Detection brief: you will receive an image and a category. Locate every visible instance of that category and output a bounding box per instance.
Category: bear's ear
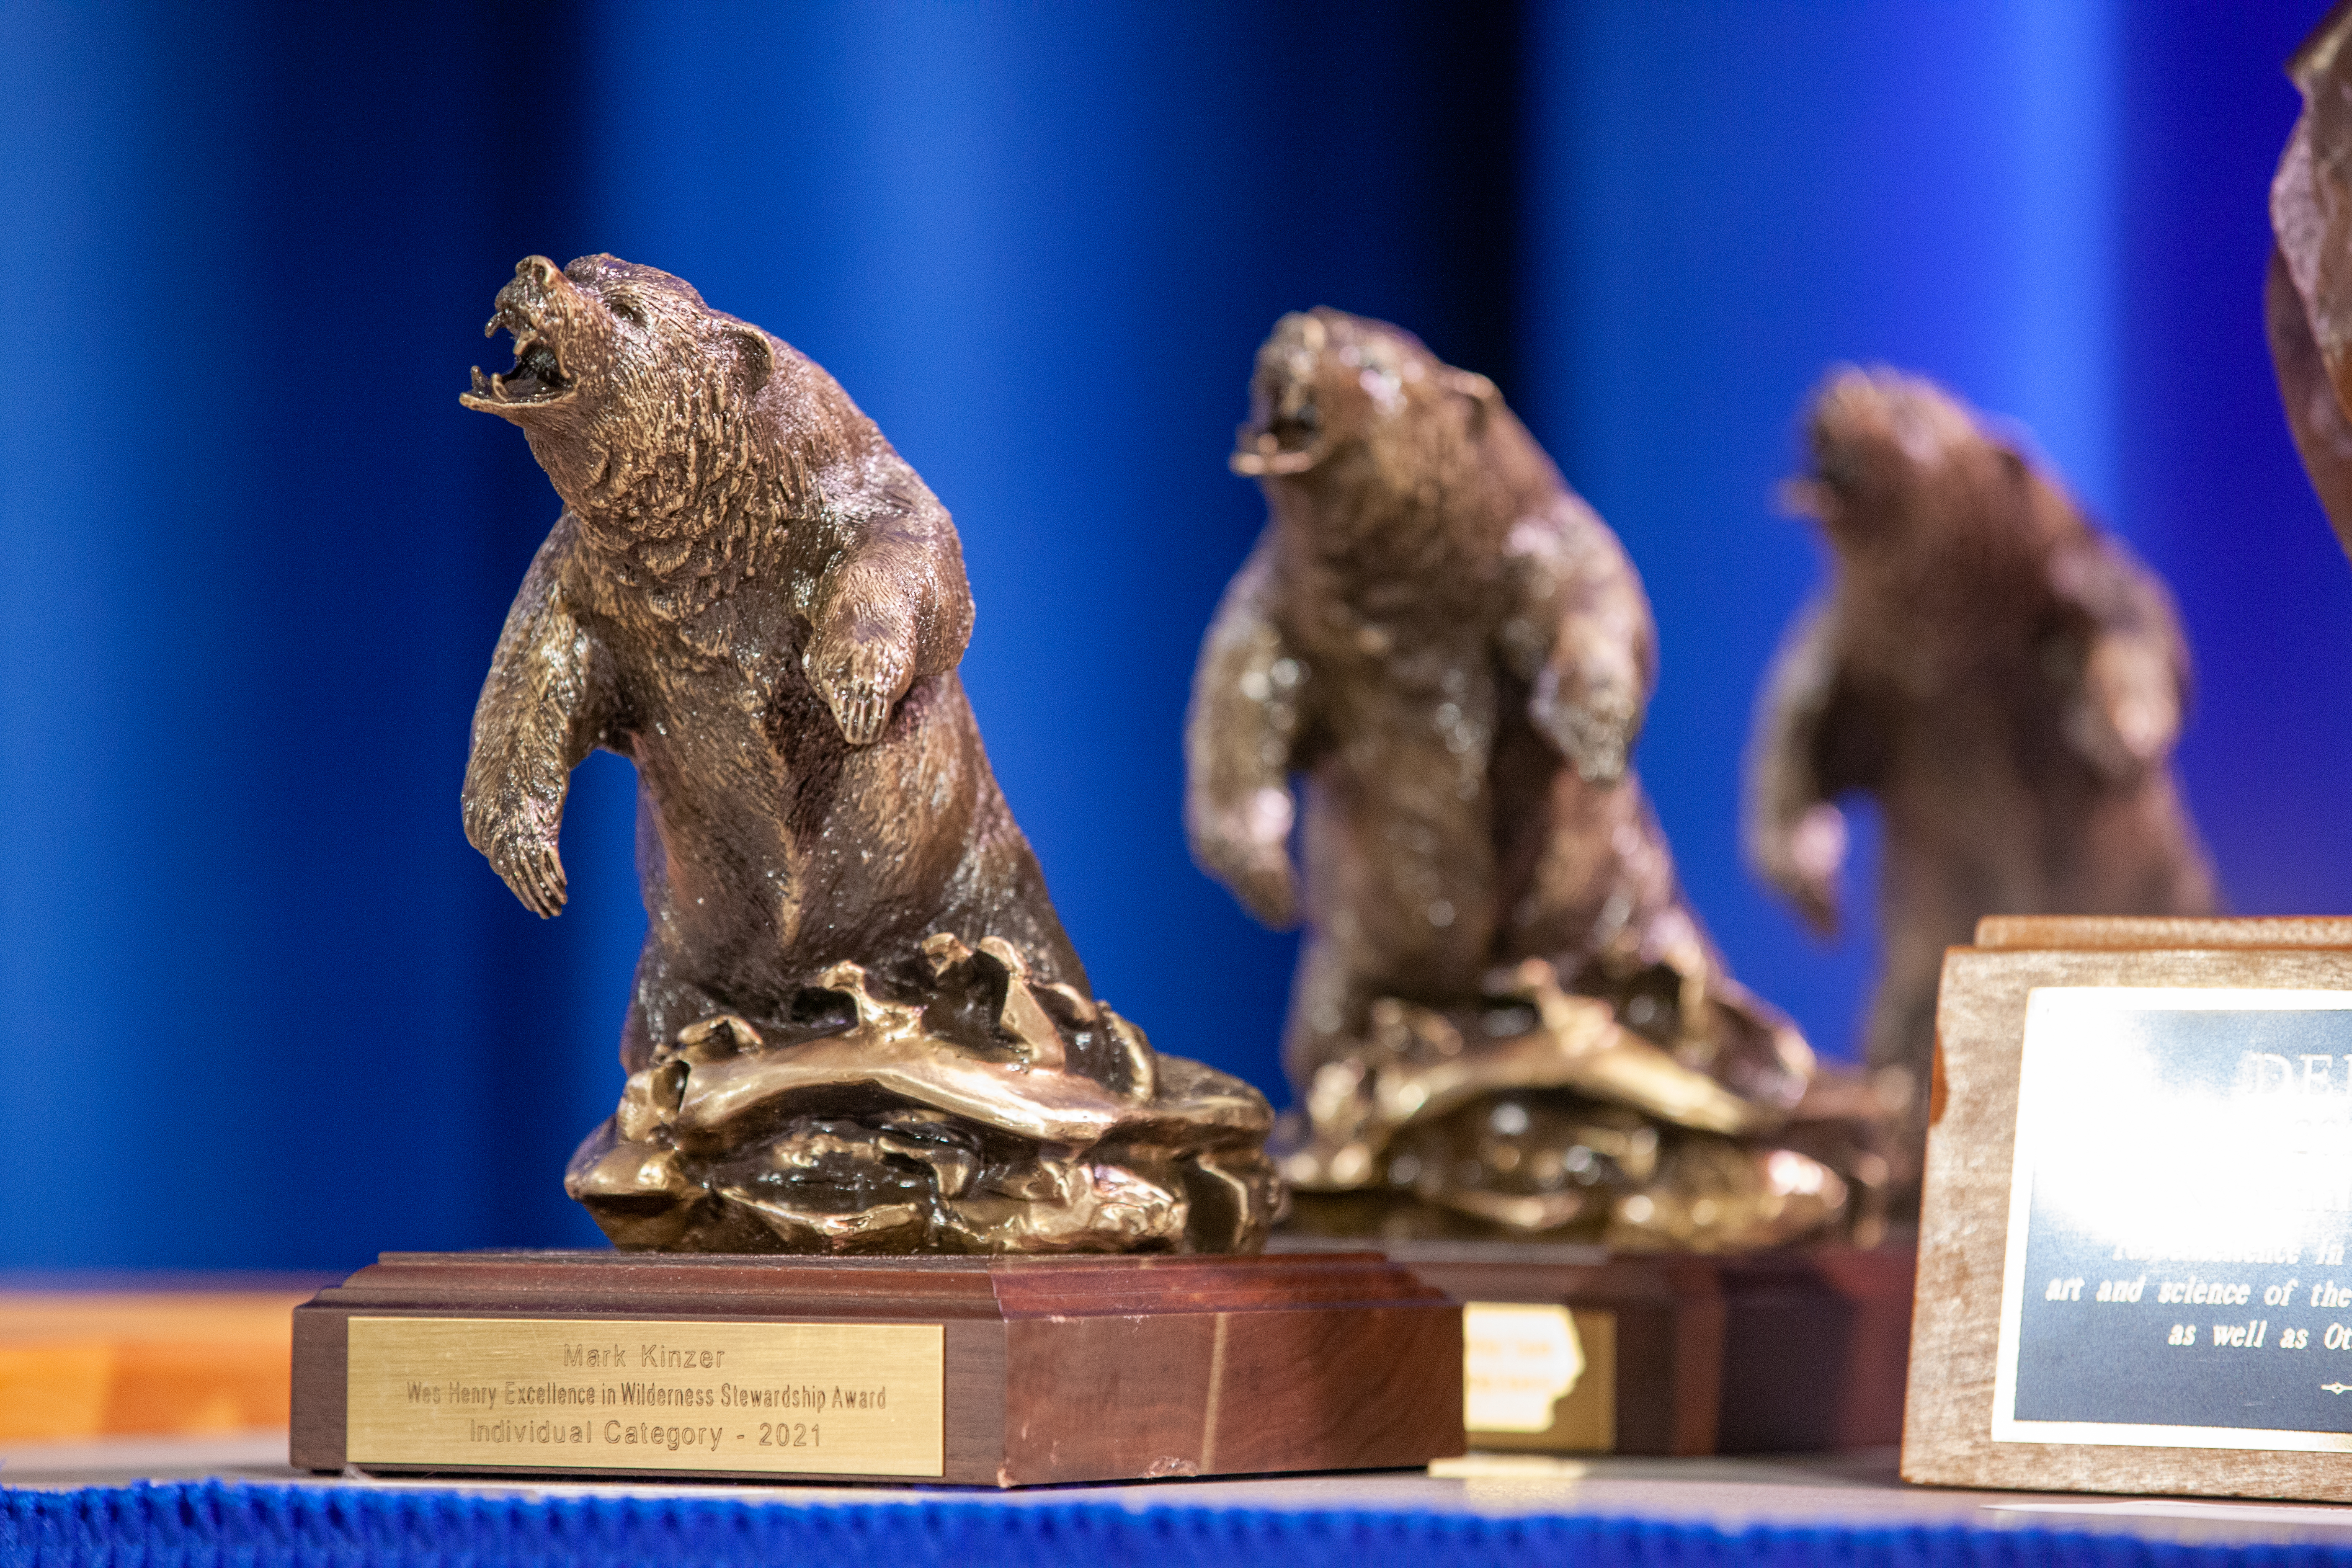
[1440,367,1498,431]
[723,326,774,400]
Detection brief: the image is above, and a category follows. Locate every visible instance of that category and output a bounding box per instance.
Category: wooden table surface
[0,1283,330,1442]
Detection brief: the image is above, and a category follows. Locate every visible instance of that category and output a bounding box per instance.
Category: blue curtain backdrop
[0,0,2340,1268]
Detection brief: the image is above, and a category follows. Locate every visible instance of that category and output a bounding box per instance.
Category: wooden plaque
[290,1249,1462,1487]
[1905,915,2352,1501]
[1274,1237,1914,1455]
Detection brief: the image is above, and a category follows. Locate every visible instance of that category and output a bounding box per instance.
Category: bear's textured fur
[1189,311,1849,1249]
[461,256,1273,1253]
[462,254,1080,1068]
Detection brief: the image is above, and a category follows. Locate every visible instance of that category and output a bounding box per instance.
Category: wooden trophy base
[1904,916,2352,1503]
[290,1249,1462,1487]
[1274,1236,1915,1455]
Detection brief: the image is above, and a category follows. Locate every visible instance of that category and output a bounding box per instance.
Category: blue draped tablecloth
[14,1475,2352,1568]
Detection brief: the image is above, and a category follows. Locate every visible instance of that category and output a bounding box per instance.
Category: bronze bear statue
[462,254,1274,1253]
[1748,367,2218,1186]
[1189,308,1873,1249]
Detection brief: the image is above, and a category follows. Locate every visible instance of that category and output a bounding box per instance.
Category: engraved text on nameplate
[1995,989,2352,1452]
[346,1317,944,1475]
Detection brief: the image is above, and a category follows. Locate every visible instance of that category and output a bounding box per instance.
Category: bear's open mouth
[1230,402,1326,477]
[467,306,575,407]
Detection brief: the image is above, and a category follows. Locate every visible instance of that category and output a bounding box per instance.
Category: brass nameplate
[346,1316,944,1476]
[1461,1301,1615,1452]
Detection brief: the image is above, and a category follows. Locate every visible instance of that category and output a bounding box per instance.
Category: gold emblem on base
[1462,1302,1615,1452]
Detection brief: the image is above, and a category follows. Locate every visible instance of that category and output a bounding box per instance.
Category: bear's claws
[1198,838,1298,929]
[828,683,892,746]
[1762,804,1845,939]
[493,832,568,918]
[1231,858,1299,929]
[803,629,913,747]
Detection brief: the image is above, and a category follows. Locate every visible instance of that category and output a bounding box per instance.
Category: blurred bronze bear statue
[462,254,1274,1254]
[1189,308,1882,1250]
[2269,3,2352,553]
[1749,367,2217,1184]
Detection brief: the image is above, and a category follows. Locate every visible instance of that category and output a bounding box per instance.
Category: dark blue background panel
[1,2,619,1263]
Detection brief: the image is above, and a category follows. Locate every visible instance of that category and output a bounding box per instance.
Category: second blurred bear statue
[462,255,1277,1254]
[1748,368,2216,1191]
[1189,308,1884,1249]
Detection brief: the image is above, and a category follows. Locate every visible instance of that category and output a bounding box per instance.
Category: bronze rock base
[1280,1144,1845,1252]
[1272,959,1890,1251]
[567,937,1279,1255]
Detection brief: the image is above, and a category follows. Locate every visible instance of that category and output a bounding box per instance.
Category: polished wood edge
[942,1317,1007,1485]
[312,1251,1445,1320]
[1665,1284,1726,1455]
[289,1308,347,1471]
[1971,915,2352,952]
[366,1248,1397,1270]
